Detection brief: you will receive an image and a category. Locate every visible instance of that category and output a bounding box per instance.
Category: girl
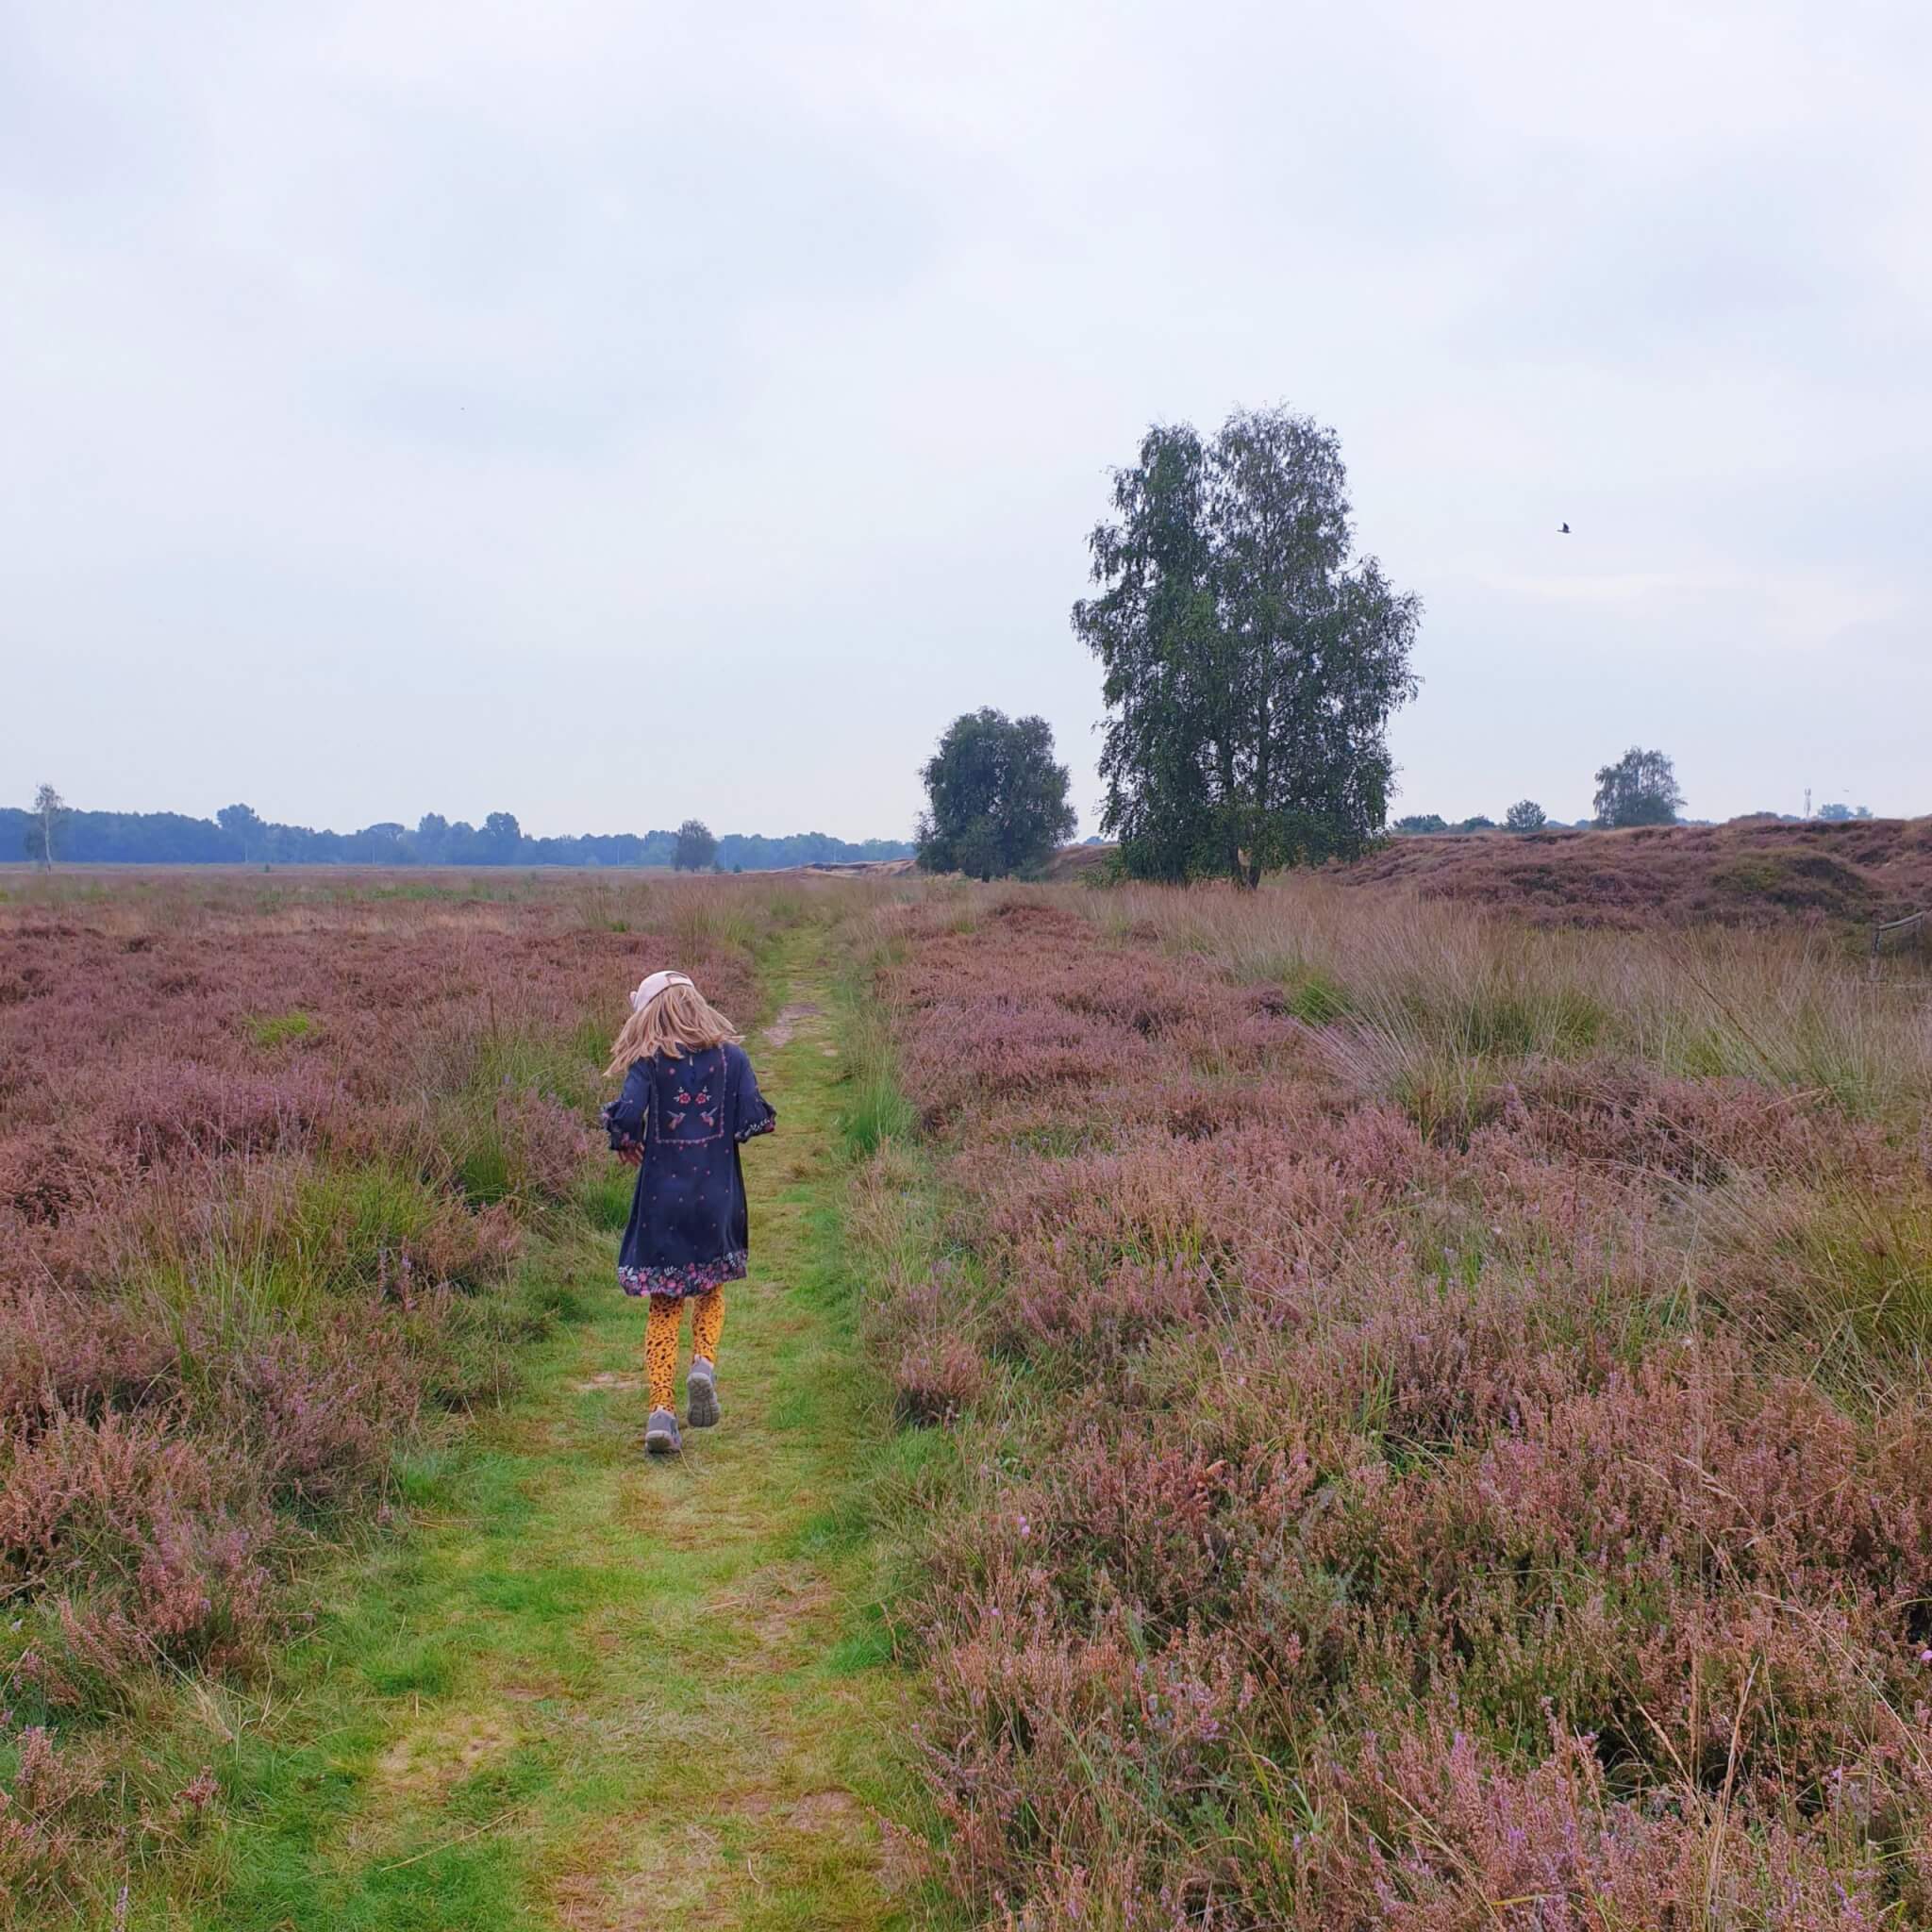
[601,970,776,1456]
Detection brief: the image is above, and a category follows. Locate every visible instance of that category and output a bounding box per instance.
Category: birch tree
[25,784,69,869]
[1074,407,1420,888]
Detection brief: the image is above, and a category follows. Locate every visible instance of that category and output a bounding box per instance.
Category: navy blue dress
[601,1042,776,1298]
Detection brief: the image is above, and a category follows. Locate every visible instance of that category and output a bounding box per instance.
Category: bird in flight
[1558,522,1571,534]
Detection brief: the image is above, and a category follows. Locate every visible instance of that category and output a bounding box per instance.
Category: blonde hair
[605,977,741,1077]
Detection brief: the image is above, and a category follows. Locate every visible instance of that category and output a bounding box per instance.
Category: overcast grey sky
[4,0,1927,840]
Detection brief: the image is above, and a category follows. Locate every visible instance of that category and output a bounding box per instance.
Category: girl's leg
[686,1287,724,1427]
[645,1294,682,1413]
[690,1286,724,1367]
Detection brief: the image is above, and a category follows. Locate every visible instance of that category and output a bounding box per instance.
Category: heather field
[0,869,779,1918]
[8,866,1932,1929]
[851,878,1932,1926]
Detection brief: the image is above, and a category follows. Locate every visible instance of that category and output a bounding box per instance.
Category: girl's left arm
[733,1049,777,1143]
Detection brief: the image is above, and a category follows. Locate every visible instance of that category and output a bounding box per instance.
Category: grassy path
[180,930,910,1930]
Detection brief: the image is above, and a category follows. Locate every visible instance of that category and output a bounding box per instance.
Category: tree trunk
[1215,732,1244,889]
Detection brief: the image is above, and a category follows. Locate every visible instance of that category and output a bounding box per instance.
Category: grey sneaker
[687,1358,721,1429]
[644,1407,682,1456]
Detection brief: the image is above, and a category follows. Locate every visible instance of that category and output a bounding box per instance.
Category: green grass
[575,1166,635,1231]
[1282,965,1350,1024]
[450,1127,515,1208]
[837,1003,918,1158]
[118,929,930,1931]
[465,1028,593,1105]
[841,1070,917,1159]
[1746,1181,1932,1365]
[244,1009,317,1048]
[285,1166,451,1291]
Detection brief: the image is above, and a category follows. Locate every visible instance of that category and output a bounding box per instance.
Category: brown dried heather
[1336,814,1932,929]
[0,867,766,1908]
[860,883,1932,1927]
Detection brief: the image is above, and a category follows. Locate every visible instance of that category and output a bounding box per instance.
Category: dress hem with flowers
[617,1252,747,1299]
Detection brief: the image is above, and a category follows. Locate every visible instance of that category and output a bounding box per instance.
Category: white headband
[629,970,694,1013]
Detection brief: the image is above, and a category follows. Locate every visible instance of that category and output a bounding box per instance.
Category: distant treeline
[2,803,912,871]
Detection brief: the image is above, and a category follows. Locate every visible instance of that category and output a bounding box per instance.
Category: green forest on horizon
[2,801,913,871]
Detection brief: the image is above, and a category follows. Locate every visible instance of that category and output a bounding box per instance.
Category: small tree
[674,819,718,872]
[1505,799,1547,833]
[24,784,69,870]
[1456,815,1497,832]
[482,810,522,863]
[1592,747,1683,828]
[916,708,1077,880]
[1393,813,1447,834]
[1816,802,1872,822]
[217,802,265,861]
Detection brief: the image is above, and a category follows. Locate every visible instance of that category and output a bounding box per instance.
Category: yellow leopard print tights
[645,1289,724,1412]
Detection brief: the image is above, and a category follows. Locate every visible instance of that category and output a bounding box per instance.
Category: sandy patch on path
[375,1709,514,1797]
[763,1003,824,1049]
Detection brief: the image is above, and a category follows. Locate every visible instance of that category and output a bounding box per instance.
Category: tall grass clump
[841,1053,918,1162]
[1082,875,1932,1132]
[663,884,762,959]
[852,879,1932,1925]
[839,991,917,1158]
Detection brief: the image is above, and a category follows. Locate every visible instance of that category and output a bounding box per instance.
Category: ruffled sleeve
[602,1059,650,1154]
[731,1047,777,1144]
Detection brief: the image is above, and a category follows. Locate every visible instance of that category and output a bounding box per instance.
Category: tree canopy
[1504,799,1547,832]
[484,811,523,861]
[1073,406,1420,888]
[916,708,1077,880]
[673,820,720,872]
[1592,748,1684,828]
[216,803,265,861]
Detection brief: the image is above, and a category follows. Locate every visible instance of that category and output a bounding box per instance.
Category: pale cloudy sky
[4,0,1927,840]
